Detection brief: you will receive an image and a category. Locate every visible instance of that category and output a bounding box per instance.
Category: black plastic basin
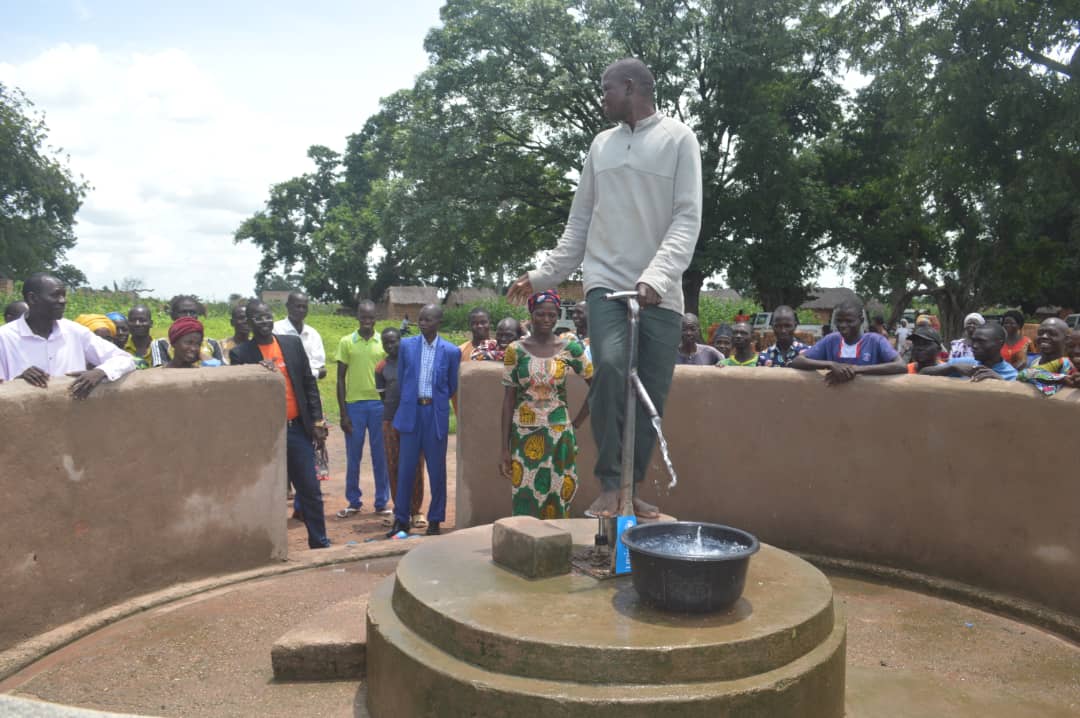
[620,521,760,613]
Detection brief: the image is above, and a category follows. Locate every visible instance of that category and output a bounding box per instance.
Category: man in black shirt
[375,327,426,529]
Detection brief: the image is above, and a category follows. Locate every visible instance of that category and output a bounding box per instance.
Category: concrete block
[271,596,367,680]
[491,516,572,579]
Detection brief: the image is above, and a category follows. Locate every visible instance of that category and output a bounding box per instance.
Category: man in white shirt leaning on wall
[0,272,136,398]
[508,58,703,519]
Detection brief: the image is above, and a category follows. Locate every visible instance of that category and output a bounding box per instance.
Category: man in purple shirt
[676,313,723,365]
[792,300,905,385]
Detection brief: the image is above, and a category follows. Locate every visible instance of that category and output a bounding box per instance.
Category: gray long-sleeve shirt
[528,111,703,314]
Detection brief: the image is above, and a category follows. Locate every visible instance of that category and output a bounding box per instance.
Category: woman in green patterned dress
[499,290,593,519]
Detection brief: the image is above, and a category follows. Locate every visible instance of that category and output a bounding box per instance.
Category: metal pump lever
[603,291,679,501]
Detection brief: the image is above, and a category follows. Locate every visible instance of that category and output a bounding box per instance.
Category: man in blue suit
[386,303,460,537]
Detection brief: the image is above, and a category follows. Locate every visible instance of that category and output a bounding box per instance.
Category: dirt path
[286,431,457,555]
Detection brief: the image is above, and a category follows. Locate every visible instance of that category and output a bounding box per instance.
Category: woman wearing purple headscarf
[499,291,593,519]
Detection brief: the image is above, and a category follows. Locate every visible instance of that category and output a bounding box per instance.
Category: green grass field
[194,312,466,428]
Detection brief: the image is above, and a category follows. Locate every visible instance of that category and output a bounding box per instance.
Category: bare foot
[586,489,619,517]
[633,496,660,519]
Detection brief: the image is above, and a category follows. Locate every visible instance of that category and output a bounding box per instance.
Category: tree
[235,145,377,305]
[0,83,89,286]
[417,0,845,311]
[356,85,570,297]
[832,0,1080,337]
[238,0,845,311]
[115,276,153,294]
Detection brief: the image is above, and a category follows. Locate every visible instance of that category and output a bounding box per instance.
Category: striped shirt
[419,335,437,398]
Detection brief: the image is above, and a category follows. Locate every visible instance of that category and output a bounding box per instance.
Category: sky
[2,0,848,301]
[1,0,446,300]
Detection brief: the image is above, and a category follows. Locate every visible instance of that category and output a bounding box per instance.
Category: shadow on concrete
[609,580,753,627]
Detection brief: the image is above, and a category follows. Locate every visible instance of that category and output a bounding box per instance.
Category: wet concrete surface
[2,560,1078,717]
[389,521,839,685]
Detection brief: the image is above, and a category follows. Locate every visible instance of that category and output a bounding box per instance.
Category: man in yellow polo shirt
[336,300,390,517]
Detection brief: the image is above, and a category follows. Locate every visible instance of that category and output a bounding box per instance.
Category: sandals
[336,506,361,519]
[411,514,428,529]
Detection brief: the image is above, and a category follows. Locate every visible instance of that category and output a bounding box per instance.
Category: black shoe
[385,519,410,539]
[425,522,441,536]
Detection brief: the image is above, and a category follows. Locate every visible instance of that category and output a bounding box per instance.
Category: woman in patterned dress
[499,290,593,519]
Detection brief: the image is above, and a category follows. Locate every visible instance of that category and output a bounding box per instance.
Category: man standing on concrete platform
[386,304,460,537]
[0,273,136,397]
[507,58,702,519]
[231,300,331,549]
[274,291,326,380]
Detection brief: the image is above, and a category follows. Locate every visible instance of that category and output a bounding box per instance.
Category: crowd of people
[0,275,469,548]
[3,57,1076,543]
[3,270,1076,541]
[675,301,1079,396]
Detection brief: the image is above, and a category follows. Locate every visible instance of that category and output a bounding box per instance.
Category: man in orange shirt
[230,300,331,549]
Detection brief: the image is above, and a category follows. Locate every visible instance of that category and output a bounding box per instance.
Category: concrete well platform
[2,550,1079,717]
[366,519,846,717]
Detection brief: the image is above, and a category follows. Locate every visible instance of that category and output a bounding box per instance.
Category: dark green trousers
[586,288,681,491]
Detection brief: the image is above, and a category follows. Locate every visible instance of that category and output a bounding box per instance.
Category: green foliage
[238,0,846,311]
[417,0,846,310]
[0,83,89,285]
[441,297,528,332]
[235,0,1077,334]
[829,0,1080,337]
[697,296,762,331]
[697,296,817,333]
[234,146,377,305]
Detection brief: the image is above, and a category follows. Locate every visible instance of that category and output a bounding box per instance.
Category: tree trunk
[682,269,705,316]
[885,282,913,327]
[934,285,979,342]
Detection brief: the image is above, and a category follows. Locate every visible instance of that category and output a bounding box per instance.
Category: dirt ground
[3,560,1077,718]
[286,431,458,555]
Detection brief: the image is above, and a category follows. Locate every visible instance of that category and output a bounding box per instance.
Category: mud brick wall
[456,362,1080,622]
[0,366,288,650]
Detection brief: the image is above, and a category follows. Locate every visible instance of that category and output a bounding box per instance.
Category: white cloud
[0,43,315,299]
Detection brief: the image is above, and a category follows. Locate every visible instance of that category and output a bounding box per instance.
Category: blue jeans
[344,400,390,510]
[287,422,330,548]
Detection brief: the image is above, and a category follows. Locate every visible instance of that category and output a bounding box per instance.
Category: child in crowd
[792,300,905,384]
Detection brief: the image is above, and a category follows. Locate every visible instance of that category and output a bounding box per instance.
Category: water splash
[635,533,747,558]
[650,416,679,493]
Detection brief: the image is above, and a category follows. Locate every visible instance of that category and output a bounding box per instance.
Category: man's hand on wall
[18,366,48,388]
[823,363,856,386]
[970,366,1002,382]
[259,360,277,373]
[67,369,106,400]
